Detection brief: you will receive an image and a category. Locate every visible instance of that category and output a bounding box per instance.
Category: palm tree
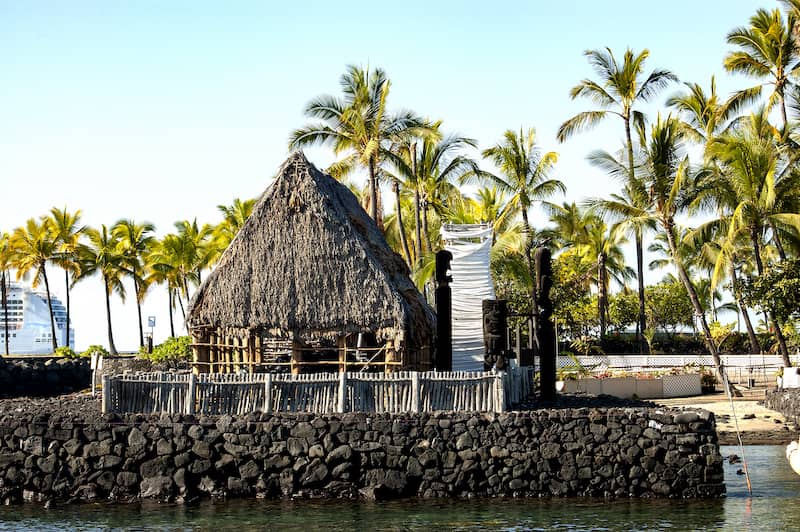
[112,219,156,348]
[8,218,59,351]
[702,109,800,364]
[387,125,479,262]
[480,127,564,303]
[558,47,677,351]
[584,147,657,347]
[148,220,213,332]
[541,201,593,250]
[544,203,633,336]
[724,7,799,131]
[666,76,757,147]
[77,225,126,355]
[146,239,182,338]
[214,197,255,253]
[639,115,727,383]
[47,207,85,349]
[0,232,10,356]
[289,64,435,224]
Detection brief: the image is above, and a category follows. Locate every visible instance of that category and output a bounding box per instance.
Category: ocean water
[0,445,795,531]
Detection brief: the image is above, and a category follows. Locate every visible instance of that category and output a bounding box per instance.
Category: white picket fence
[102,367,535,416]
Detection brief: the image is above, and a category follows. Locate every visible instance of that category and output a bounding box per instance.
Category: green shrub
[147,336,192,363]
[54,346,78,359]
[81,345,110,358]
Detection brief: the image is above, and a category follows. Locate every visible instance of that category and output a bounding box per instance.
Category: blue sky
[0,0,767,350]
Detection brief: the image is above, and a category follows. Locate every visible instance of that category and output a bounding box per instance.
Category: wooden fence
[101,367,535,416]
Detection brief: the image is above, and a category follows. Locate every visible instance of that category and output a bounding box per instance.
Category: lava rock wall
[0,359,89,397]
[764,389,800,423]
[0,408,725,504]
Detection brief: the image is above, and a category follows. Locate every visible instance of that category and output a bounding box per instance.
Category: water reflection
[0,446,796,531]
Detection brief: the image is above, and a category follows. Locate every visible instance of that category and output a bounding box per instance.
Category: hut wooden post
[291,337,303,375]
[338,336,347,373]
[231,336,238,373]
[209,329,217,374]
[384,339,396,374]
[224,333,231,373]
[253,333,261,372]
[192,330,206,375]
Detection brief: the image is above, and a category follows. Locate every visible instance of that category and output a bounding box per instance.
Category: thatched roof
[187,152,435,350]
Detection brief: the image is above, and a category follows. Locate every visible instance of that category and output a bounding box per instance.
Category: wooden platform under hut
[186,152,436,374]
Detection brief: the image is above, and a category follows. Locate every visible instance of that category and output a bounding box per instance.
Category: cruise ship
[0,282,75,354]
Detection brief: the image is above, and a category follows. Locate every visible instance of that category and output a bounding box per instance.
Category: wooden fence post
[411,371,420,413]
[265,373,273,414]
[338,371,347,413]
[101,375,111,414]
[187,373,197,416]
[494,371,506,413]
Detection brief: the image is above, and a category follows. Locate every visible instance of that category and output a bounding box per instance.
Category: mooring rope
[720,363,752,495]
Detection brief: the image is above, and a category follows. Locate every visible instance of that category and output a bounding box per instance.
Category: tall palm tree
[148,221,212,332]
[387,126,479,263]
[112,219,156,348]
[584,147,657,346]
[289,64,435,224]
[0,232,10,355]
[9,218,59,351]
[146,239,182,338]
[702,109,800,364]
[558,47,677,351]
[77,225,127,355]
[48,207,85,349]
[640,115,727,383]
[724,7,799,131]
[480,127,564,303]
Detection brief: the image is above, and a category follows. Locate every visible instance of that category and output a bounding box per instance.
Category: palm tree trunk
[392,181,413,266]
[664,223,729,390]
[730,264,761,354]
[624,116,648,354]
[422,200,433,253]
[64,269,71,349]
[768,219,788,261]
[598,252,608,337]
[521,209,538,305]
[168,288,176,338]
[413,188,423,262]
[41,262,58,352]
[1,271,8,356]
[135,280,145,348]
[368,156,379,223]
[635,231,647,353]
[103,275,118,356]
[750,227,790,364]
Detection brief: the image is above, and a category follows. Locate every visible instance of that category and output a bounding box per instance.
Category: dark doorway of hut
[256,332,400,375]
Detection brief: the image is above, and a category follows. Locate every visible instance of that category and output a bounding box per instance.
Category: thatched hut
[187,152,436,374]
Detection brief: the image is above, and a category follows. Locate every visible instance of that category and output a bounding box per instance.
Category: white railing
[558,353,798,371]
[102,367,535,416]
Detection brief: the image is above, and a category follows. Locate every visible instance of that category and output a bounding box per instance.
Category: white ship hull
[1,282,75,354]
